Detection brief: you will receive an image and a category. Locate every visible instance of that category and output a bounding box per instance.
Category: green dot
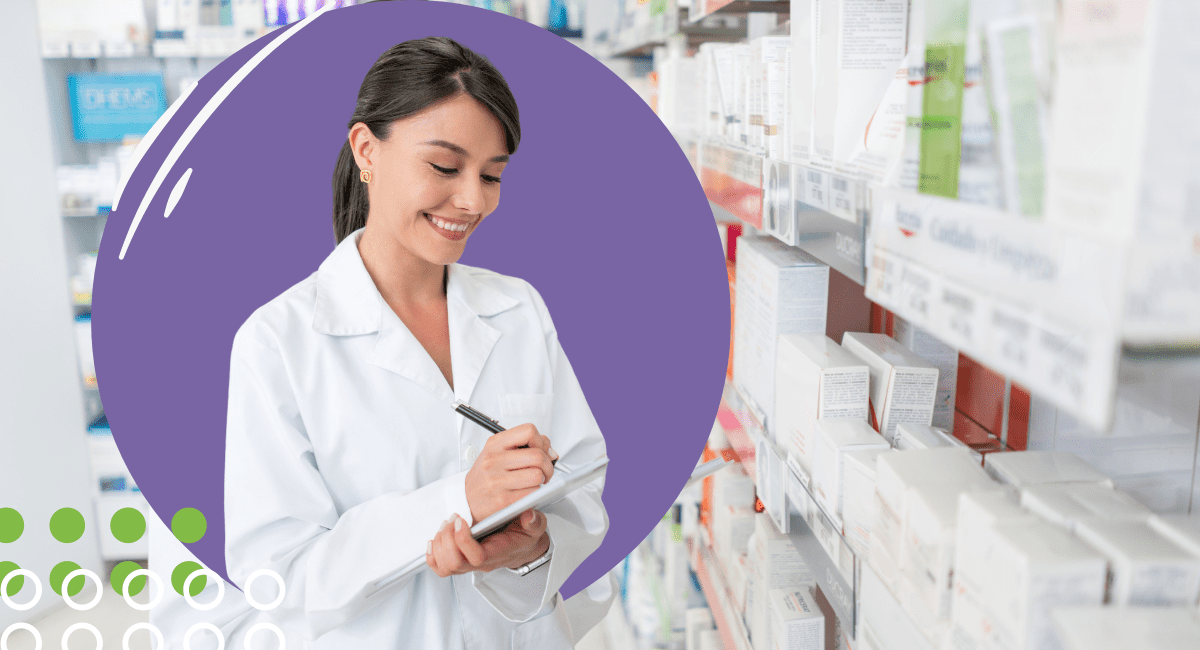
[0,561,23,597]
[171,561,206,597]
[0,509,22,543]
[50,508,85,543]
[110,508,146,543]
[50,561,84,597]
[171,508,207,544]
[111,561,146,597]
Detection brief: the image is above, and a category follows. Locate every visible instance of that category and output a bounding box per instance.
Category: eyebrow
[420,139,509,163]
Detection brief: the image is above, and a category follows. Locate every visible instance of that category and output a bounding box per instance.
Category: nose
[453,176,486,215]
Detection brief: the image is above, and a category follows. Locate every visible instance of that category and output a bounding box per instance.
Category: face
[351,92,509,266]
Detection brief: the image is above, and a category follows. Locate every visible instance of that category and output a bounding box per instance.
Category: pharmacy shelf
[699,140,868,284]
[720,385,860,637]
[693,528,753,650]
[689,0,790,23]
[612,11,745,58]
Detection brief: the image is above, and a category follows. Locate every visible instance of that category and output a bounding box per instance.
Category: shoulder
[231,273,321,354]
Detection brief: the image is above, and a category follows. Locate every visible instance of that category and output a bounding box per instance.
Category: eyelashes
[430,163,502,185]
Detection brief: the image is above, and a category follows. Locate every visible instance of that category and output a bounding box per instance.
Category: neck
[357,224,446,307]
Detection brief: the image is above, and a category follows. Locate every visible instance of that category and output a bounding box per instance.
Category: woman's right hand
[465,423,558,523]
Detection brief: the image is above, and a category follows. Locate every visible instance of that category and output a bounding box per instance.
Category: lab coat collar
[312,228,519,404]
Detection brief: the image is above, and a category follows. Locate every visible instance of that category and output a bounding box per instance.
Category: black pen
[453,400,557,465]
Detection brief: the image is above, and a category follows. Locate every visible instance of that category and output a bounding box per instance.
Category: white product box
[972,521,1109,650]
[1150,515,1200,563]
[892,422,951,451]
[774,334,869,478]
[1074,518,1200,607]
[870,448,987,594]
[810,419,889,524]
[712,462,757,513]
[686,607,715,650]
[892,316,958,432]
[985,451,1114,489]
[789,0,815,162]
[751,38,788,155]
[702,43,736,142]
[732,44,752,148]
[714,505,756,571]
[899,464,995,622]
[770,588,824,650]
[1051,606,1200,650]
[1020,483,1151,531]
[659,55,701,135]
[765,41,792,161]
[763,159,796,246]
[810,0,908,167]
[841,332,939,444]
[752,514,816,650]
[842,447,890,558]
[734,237,829,424]
[859,564,939,650]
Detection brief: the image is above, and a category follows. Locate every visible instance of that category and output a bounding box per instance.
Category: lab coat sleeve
[224,329,474,639]
[470,284,610,623]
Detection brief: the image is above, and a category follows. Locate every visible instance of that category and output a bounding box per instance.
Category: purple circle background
[94,2,727,598]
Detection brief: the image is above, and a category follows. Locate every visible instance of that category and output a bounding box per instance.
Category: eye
[482,175,502,185]
[430,163,458,175]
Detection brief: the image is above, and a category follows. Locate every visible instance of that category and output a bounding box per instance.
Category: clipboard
[368,456,609,595]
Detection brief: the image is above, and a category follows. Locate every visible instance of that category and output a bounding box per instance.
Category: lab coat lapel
[369,306,456,405]
[446,265,503,411]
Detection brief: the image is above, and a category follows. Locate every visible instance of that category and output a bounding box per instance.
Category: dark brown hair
[332,37,521,243]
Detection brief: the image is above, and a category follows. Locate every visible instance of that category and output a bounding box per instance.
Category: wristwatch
[508,548,552,577]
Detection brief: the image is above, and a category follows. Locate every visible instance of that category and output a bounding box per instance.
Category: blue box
[67,73,167,142]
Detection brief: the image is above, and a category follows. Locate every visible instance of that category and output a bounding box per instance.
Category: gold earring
[360,169,372,183]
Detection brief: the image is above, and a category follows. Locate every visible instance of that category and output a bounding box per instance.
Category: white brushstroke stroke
[164,168,193,218]
[119,4,335,260]
[111,80,199,212]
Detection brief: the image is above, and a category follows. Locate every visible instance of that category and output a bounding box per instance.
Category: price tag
[896,262,938,327]
[829,175,857,222]
[801,167,830,212]
[865,248,904,309]
[988,301,1035,376]
[935,279,988,351]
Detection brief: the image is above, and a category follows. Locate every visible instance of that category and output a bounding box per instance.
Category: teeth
[428,215,470,233]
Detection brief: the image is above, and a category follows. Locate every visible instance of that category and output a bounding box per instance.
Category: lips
[424,213,473,241]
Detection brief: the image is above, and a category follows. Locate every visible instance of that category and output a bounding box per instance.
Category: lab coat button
[464,445,478,464]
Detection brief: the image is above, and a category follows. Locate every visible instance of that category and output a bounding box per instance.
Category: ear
[348,122,377,171]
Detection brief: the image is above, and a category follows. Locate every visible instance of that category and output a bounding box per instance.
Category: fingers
[489,425,557,459]
[498,448,555,484]
[429,515,473,577]
[454,515,486,567]
[520,509,547,535]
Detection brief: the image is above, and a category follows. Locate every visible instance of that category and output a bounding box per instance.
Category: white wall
[0,0,104,626]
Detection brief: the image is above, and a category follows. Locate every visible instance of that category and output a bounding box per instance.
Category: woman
[224,37,612,649]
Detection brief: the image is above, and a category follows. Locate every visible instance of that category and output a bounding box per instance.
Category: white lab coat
[223,228,613,649]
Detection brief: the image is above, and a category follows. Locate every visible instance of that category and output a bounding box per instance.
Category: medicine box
[842,447,891,558]
[841,332,939,444]
[734,236,829,424]
[1074,518,1200,607]
[1020,482,1151,531]
[769,588,824,650]
[775,333,869,478]
[1051,606,1200,650]
[985,451,1114,489]
[893,316,959,431]
[752,514,815,650]
[971,521,1108,650]
[892,422,955,451]
[810,418,889,525]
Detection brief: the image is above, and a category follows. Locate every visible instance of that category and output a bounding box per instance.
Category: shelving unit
[693,527,753,650]
[688,0,790,22]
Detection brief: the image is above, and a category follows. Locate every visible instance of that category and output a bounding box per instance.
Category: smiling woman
[222,37,612,649]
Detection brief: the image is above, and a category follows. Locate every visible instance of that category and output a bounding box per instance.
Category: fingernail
[454,517,463,532]
[549,448,559,461]
[440,519,449,532]
[427,541,432,555]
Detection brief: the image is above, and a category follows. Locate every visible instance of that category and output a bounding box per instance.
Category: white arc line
[119,3,335,260]
[165,168,193,218]
[112,80,199,213]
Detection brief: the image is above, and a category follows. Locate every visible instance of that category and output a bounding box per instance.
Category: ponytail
[332,141,369,244]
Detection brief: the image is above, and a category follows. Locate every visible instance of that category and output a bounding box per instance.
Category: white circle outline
[244,623,286,650]
[62,623,102,650]
[122,623,164,650]
[183,568,225,611]
[61,569,103,611]
[184,623,225,650]
[122,569,164,611]
[1,623,41,650]
[243,569,286,611]
[0,569,40,611]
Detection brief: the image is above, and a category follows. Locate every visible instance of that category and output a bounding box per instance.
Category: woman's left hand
[426,509,550,577]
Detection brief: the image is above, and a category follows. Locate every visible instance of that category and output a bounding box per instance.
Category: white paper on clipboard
[368,456,609,596]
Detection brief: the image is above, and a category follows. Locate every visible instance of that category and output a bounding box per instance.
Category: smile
[424,213,472,240]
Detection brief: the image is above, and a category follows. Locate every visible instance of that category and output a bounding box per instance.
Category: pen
[453,400,557,465]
